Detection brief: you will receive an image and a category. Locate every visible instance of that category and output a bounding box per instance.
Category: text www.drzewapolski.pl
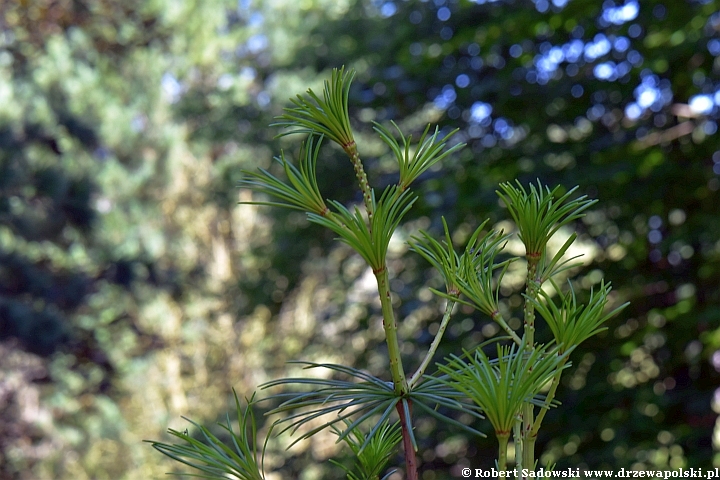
[460,467,717,479]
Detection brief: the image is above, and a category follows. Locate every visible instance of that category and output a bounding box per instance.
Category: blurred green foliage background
[0,0,719,478]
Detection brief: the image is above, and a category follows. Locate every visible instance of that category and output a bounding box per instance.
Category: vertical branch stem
[523,255,540,346]
[497,432,510,472]
[374,267,408,394]
[513,416,523,476]
[376,267,417,479]
[522,255,540,471]
[522,435,536,474]
[345,142,374,226]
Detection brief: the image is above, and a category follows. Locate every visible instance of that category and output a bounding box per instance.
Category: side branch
[409,297,457,388]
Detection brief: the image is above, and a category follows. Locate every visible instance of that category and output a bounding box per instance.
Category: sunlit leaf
[496,181,596,258]
[239,135,330,216]
[273,67,356,152]
[527,280,629,352]
[438,341,570,437]
[308,186,416,271]
[374,121,465,191]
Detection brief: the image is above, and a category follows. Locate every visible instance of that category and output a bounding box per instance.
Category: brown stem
[396,401,418,480]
